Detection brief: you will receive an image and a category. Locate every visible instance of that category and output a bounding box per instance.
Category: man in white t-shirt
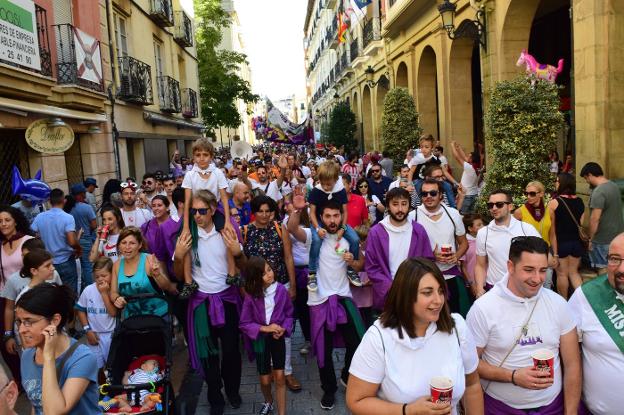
[120,180,153,228]
[474,189,541,297]
[250,165,283,203]
[450,140,479,214]
[568,232,624,415]
[287,198,365,411]
[410,179,469,315]
[466,236,581,414]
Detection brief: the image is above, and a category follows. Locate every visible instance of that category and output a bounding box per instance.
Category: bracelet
[402,403,407,415]
[83,325,91,332]
[4,330,13,336]
[511,369,518,386]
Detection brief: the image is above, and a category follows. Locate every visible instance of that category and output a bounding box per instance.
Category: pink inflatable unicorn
[516,49,564,83]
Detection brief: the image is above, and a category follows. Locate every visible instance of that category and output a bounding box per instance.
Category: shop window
[0,133,31,204]
[64,139,84,187]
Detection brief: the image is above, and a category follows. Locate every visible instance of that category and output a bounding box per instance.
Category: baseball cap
[84,177,98,188]
[70,183,87,195]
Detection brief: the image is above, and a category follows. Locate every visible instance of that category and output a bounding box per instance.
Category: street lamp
[364,65,390,88]
[437,0,486,50]
[333,92,340,99]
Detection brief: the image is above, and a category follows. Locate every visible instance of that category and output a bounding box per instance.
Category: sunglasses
[142,180,154,185]
[190,208,210,216]
[420,190,439,197]
[358,184,368,188]
[486,201,510,209]
[120,181,138,189]
[523,191,539,197]
[371,169,381,173]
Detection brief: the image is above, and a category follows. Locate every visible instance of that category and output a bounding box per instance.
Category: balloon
[516,49,564,83]
[11,166,51,203]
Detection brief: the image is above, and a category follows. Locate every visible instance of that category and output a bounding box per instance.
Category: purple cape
[365,221,434,309]
[142,217,181,277]
[309,295,347,368]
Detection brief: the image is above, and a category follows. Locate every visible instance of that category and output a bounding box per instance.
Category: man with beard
[138,172,165,208]
[568,232,624,414]
[409,179,470,315]
[365,187,434,310]
[366,162,392,224]
[249,164,285,202]
[120,179,153,228]
[287,198,365,410]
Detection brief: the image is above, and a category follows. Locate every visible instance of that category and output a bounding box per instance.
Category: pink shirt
[461,234,477,284]
[1,235,34,285]
[351,251,373,308]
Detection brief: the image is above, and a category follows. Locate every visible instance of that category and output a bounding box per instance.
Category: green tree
[194,0,259,130]
[327,102,357,152]
[480,76,564,211]
[381,87,422,168]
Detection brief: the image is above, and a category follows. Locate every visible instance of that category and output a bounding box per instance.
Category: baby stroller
[99,293,175,414]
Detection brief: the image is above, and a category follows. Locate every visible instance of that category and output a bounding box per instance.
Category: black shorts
[255,335,286,375]
[558,240,584,258]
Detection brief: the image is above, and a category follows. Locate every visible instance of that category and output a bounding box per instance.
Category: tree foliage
[480,76,564,210]
[327,102,357,152]
[381,87,422,168]
[194,0,259,130]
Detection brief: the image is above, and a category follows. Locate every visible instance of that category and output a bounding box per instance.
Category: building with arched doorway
[304,0,624,183]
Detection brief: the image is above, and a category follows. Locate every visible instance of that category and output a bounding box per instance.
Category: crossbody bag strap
[558,197,582,229]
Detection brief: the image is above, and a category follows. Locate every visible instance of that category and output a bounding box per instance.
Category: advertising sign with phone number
[0,0,41,71]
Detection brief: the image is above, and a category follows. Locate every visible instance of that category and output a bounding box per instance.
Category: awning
[143,111,205,131]
[0,97,107,122]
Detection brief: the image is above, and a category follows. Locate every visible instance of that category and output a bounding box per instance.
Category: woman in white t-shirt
[89,206,125,264]
[346,258,483,415]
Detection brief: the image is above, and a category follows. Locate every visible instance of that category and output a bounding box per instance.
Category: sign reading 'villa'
[25,119,75,154]
[0,0,41,71]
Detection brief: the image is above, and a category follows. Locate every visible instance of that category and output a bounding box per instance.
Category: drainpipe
[105,0,121,180]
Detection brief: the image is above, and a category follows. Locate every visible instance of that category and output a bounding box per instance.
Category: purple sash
[484,392,564,415]
[309,295,347,367]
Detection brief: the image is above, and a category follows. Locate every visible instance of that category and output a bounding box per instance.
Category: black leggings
[255,335,286,375]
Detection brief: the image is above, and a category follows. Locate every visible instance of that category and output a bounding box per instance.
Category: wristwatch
[2,330,13,343]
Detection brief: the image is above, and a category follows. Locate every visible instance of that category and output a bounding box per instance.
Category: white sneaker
[299,341,311,355]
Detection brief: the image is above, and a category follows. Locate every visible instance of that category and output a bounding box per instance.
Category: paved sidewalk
[179,322,350,415]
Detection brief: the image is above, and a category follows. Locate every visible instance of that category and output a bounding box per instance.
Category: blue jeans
[589,242,609,269]
[461,194,477,214]
[79,235,95,291]
[309,225,359,274]
[54,257,79,294]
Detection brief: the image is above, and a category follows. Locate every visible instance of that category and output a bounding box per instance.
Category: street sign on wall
[25,119,75,154]
[0,0,41,71]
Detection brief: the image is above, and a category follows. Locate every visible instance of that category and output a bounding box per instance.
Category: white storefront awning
[0,97,107,122]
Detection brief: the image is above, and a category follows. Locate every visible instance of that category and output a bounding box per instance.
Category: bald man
[228,182,252,226]
[0,362,18,415]
[569,232,624,414]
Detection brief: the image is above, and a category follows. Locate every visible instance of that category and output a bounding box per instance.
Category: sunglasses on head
[420,190,439,197]
[486,201,510,209]
[190,208,210,216]
[120,180,138,189]
[523,191,539,197]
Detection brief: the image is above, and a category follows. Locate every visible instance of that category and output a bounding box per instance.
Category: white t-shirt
[367,195,381,223]
[121,208,152,229]
[101,233,119,263]
[307,233,351,306]
[466,274,576,409]
[182,163,229,198]
[284,215,311,266]
[379,217,413,279]
[350,315,478,415]
[264,282,277,324]
[413,206,465,274]
[76,283,116,333]
[251,179,283,202]
[191,226,230,294]
[301,165,312,178]
[439,155,449,166]
[279,178,299,197]
[170,207,180,223]
[568,286,624,415]
[460,162,478,196]
[475,217,541,286]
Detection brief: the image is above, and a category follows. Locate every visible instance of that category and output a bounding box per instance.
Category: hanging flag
[353,0,372,9]
[337,13,349,43]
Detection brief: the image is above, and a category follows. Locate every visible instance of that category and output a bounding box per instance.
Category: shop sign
[25,119,74,153]
[0,0,41,71]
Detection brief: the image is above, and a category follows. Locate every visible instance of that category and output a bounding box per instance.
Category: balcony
[350,39,359,62]
[118,56,153,105]
[150,0,174,27]
[54,24,104,92]
[341,52,348,71]
[174,11,193,48]
[328,18,339,49]
[181,88,198,118]
[362,17,383,55]
[157,75,181,113]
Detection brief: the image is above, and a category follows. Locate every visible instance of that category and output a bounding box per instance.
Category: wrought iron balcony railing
[150,0,174,27]
[341,52,348,70]
[118,56,153,105]
[181,88,198,118]
[350,39,359,62]
[54,24,104,92]
[174,11,193,47]
[157,75,181,113]
[363,18,381,50]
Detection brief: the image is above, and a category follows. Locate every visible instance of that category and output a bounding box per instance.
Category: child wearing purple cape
[239,257,293,415]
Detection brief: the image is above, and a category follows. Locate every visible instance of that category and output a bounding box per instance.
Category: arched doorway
[449,32,483,155]
[352,91,363,152]
[375,75,390,150]
[362,85,374,151]
[416,46,439,139]
[396,62,408,88]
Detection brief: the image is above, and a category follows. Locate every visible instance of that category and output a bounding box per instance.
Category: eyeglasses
[523,191,539,197]
[420,190,439,197]
[486,201,510,210]
[15,317,46,328]
[190,208,210,216]
[607,255,623,267]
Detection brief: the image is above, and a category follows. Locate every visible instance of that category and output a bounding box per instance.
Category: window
[114,14,129,57]
[153,40,164,79]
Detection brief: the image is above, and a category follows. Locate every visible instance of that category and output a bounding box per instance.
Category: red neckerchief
[524,200,545,222]
[1,232,25,249]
